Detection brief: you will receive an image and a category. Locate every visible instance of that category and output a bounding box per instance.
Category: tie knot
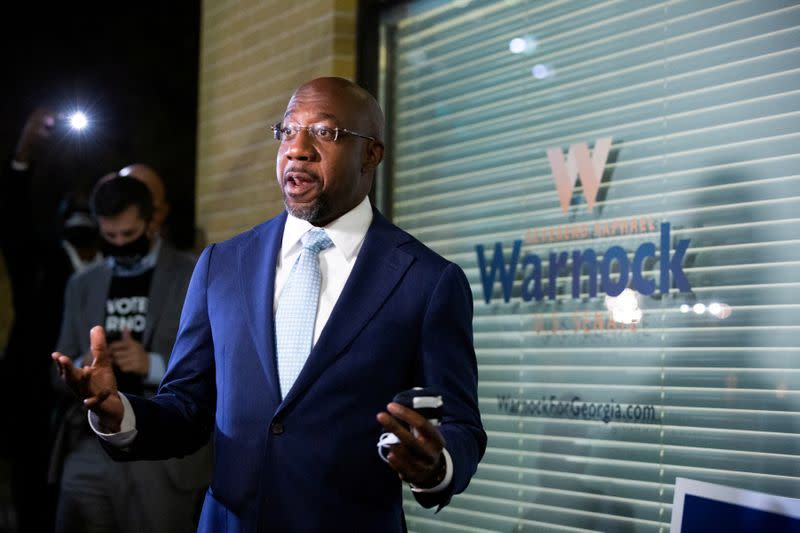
[301,228,333,255]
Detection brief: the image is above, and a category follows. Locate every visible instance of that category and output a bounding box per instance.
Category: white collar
[281,196,373,263]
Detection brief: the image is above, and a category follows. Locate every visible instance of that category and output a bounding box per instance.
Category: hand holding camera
[14,108,56,163]
[14,108,89,164]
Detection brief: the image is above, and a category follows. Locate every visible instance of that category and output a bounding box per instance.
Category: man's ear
[362,141,385,173]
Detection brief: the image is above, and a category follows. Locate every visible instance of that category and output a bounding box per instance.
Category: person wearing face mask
[50,175,211,533]
[58,195,101,273]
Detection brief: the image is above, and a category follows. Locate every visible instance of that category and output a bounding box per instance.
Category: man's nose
[284,130,317,160]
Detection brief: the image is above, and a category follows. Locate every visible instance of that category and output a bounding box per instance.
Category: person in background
[57,193,102,271]
[51,175,211,533]
[0,108,100,533]
[53,76,486,532]
[119,163,171,241]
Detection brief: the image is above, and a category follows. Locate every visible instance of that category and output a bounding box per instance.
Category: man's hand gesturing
[52,325,124,433]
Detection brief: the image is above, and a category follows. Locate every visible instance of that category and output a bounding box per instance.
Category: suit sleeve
[104,245,217,461]
[415,262,487,509]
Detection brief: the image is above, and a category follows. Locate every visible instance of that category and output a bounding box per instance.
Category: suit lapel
[239,215,286,403]
[280,211,414,410]
[143,245,173,348]
[84,266,112,351]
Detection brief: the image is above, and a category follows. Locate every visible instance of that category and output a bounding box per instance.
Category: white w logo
[546,137,612,213]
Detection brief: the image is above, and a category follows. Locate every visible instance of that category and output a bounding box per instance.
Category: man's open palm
[52,325,124,432]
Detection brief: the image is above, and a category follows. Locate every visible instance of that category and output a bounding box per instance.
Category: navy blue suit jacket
[114,209,486,532]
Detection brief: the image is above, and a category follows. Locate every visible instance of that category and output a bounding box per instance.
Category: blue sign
[476,222,691,303]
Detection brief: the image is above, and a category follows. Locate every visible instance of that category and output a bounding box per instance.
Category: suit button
[271,422,284,435]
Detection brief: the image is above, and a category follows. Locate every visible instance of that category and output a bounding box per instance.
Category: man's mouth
[284,170,319,199]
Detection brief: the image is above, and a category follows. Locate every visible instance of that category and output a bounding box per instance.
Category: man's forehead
[285,85,359,115]
[99,205,147,224]
[282,108,340,122]
[98,217,145,231]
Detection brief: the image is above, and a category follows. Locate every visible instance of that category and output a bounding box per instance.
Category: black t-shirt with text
[104,269,153,395]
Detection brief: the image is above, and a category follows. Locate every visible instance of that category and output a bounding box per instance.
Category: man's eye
[282,126,297,137]
[313,126,335,140]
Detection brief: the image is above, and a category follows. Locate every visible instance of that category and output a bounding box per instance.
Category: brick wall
[196,0,357,245]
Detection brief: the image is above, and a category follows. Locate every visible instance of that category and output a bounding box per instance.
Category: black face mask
[100,232,151,267]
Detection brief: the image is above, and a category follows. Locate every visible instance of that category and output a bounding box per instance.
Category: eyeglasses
[271,122,375,143]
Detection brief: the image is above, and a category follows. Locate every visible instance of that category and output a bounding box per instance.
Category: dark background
[0,3,202,250]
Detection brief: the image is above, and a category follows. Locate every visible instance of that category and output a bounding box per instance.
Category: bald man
[54,77,486,532]
[119,164,170,236]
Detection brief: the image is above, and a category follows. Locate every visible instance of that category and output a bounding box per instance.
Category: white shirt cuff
[145,352,166,386]
[88,392,138,447]
[410,448,453,493]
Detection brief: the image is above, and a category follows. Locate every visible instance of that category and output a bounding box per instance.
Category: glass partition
[377,1,800,531]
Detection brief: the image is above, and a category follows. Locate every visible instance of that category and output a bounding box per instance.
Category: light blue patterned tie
[276,228,333,398]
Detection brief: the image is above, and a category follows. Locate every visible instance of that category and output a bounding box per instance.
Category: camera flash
[68,111,88,130]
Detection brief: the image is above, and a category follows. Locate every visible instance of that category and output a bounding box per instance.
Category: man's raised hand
[52,325,124,432]
[14,107,55,163]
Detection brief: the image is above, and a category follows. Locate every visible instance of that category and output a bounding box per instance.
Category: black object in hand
[392,387,443,427]
[378,387,444,463]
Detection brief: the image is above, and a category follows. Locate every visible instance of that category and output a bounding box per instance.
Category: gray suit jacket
[54,243,212,491]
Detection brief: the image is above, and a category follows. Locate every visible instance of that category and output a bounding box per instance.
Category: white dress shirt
[275,196,373,344]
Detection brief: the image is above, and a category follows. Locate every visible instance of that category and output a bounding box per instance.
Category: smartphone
[392,387,443,427]
[378,387,444,462]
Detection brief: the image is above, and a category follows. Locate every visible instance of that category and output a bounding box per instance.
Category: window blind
[377,0,800,531]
